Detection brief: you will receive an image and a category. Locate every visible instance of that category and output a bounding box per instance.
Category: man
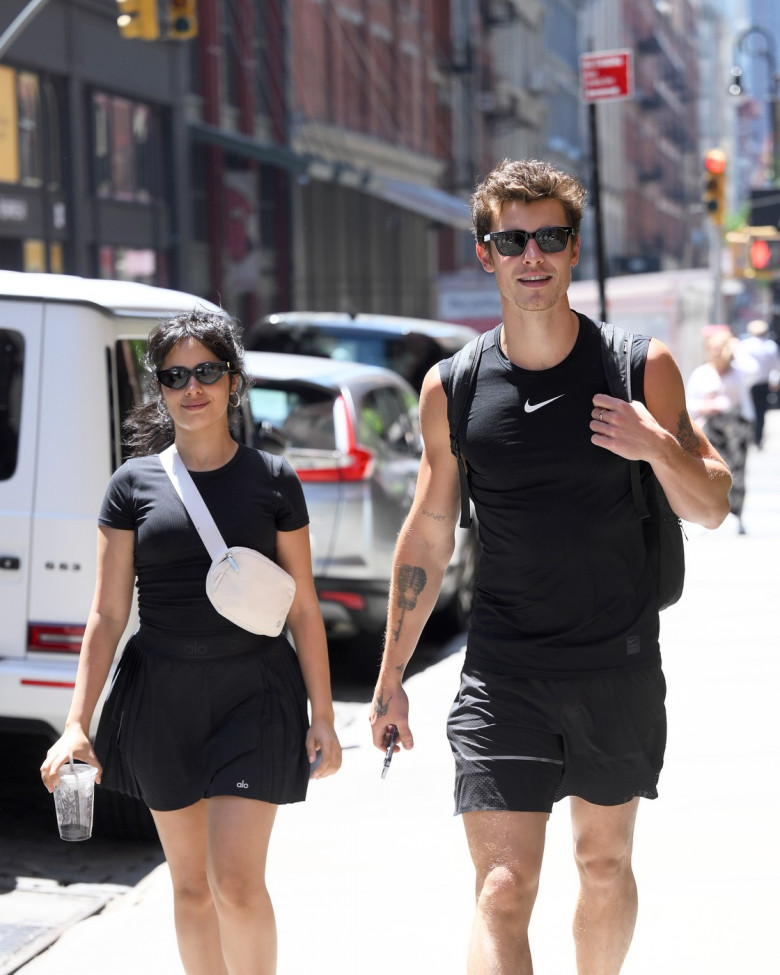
[370,158,731,975]
[740,318,780,448]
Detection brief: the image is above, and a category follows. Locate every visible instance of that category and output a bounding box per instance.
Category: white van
[0,271,226,833]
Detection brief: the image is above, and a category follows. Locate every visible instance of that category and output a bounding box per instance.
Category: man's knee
[477,863,540,921]
[573,836,634,889]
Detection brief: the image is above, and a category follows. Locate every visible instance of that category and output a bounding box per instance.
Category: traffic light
[749,232,780,275]
[116,0,159,40]
[703,148,727,225]
[167,0,198,39]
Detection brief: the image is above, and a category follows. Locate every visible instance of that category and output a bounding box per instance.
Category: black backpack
[445,322,685,611]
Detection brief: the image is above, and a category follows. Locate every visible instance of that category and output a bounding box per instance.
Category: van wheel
[93,789,158,842]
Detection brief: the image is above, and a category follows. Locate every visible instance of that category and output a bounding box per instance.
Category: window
[0,330,24,481]
[359,386,421,457]
[18,72,43,186]
[248,385,337,451]
[99,246,158,285]
[91,92,160,202]
[113,339,150,467]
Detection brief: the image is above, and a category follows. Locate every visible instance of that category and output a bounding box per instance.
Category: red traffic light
[749,237,780,272]
[704,149,727,175]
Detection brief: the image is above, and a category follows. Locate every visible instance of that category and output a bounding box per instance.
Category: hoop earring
[229,392,241,408]
[157,398,169,417]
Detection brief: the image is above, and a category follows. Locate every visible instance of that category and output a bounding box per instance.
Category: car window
[0,329,23,481]
[358,386,421,457]
[249,385,337,451]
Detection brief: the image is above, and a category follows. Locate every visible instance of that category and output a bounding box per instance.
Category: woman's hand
[306,718,342,779]
[40,726,102,793]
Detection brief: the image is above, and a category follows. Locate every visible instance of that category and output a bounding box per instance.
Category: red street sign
[580,50,634,103]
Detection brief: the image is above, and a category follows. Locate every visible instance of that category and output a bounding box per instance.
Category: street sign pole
[579,50,634,327]
[588,103,608,325]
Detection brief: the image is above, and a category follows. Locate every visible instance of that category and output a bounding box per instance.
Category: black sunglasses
[482,226,575,257]
[156,361,233,390]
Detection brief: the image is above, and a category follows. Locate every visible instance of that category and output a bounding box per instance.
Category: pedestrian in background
[740,319,780,448]
[40,310,341,975]
[369,158,731,975]
[686,327,757,534]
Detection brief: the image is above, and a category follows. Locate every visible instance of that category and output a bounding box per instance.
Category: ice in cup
[53,762,98,841]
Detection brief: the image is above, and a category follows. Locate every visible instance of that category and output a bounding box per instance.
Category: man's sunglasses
[482,226,575,257]
[156,361,233,390]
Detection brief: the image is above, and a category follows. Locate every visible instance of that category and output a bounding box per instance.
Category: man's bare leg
[462,810,548,975]
[570,796,640,975]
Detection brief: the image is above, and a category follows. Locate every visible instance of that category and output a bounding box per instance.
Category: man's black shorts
[446,663,667,814]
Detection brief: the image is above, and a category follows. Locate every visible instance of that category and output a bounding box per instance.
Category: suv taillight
[294,395,375,482]
[296,447,374,482]
[28,624,85,653]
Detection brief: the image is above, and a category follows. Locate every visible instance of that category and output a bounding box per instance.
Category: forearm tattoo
[677,410,703,456]
[422,507,446,521]
[391,563,427,642]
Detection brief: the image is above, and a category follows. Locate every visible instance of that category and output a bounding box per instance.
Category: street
[2,410,780,974]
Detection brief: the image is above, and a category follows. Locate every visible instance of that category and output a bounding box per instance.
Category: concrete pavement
[16,412,780,974]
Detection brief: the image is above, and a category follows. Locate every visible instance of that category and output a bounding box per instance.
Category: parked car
[245,352,479,663]
[243,311,480,392]
[0,270,234,837]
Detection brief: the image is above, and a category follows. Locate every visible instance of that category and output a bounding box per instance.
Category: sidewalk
[18,413,780,974]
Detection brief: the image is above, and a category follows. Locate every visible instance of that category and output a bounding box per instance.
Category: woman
[686,328,757,534]
[40,310,341,974]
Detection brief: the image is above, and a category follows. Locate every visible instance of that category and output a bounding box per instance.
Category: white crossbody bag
[159,445,296,637]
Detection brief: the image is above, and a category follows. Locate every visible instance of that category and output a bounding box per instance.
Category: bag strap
[159,445,228,560]
[446,329,489,528]
[598,322,651,522]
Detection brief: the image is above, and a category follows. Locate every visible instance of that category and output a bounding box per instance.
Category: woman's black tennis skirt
[94,627,310,811]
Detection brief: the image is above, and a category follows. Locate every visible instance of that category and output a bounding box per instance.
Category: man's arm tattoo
[422,508,446,521]
[391,563,427,642]
[677,410,704,457]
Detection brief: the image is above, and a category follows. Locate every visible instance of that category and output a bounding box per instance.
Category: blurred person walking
[369,158,731,975]
[40,310,341,975]
[740,319,780,448]
[687,328,757,534]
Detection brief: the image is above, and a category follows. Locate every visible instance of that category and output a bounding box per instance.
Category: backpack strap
[445,329,490,528]
[598,322,651,521]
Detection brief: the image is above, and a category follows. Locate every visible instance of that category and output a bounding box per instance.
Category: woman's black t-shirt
[99,444,308,642]
[440,314,659,677]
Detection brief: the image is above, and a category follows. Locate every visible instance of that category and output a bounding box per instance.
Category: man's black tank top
[440,313,659,678]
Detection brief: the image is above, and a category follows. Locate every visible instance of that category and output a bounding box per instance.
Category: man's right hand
[369,682,413,753]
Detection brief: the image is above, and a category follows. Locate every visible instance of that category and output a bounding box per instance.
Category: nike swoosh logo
[524,395,565,413]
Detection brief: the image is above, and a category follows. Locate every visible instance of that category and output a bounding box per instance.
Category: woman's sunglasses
[482,226,575,257]
[156,361,233,390]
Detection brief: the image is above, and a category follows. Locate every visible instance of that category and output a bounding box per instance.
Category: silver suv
[244,311,480,392]
[245,352,478,657]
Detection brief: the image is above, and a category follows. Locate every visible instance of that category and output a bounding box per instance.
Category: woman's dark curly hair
[123,309,252,457]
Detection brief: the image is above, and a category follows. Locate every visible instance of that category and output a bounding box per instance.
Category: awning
[189,122,310,172]
[189,122,471,231]
[363,175,472,231]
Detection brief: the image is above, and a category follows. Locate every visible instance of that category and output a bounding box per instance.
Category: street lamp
[729,25,780,182]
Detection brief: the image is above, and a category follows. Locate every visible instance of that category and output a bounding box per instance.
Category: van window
[113,338,150,467]
[0,330,23,480]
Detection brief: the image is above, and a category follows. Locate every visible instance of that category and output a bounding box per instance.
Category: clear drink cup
[53,762,98,841]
